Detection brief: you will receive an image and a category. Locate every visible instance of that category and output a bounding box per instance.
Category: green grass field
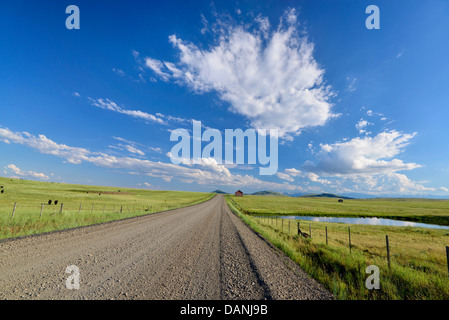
[0,177,213,240]
[226,195,449,300]
[231,194,449,226]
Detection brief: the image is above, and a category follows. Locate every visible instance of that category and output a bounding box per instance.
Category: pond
[275,216,449,230]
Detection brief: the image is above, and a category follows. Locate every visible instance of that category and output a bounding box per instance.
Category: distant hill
[211,189,229,194]
[301,193,354,199]
[284,192,308,197]
[251,191,290,197]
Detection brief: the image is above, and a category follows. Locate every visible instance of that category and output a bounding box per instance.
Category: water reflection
[275,216,449,230]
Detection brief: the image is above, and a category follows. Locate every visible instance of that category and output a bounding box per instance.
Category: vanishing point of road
[0,195,333,300]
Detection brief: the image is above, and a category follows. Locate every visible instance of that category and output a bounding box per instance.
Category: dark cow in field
[298,228,311,238]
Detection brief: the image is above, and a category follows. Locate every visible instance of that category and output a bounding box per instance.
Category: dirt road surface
[0,195,333,300]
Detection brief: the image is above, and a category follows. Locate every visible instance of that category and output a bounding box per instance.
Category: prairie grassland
[0,177,213,240]
[226,195,449,300]
[231,195,449,226]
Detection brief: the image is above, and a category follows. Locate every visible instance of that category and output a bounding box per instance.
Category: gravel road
[0,195,333,300]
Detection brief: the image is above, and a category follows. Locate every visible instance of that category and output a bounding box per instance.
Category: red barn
[235,190,243,197]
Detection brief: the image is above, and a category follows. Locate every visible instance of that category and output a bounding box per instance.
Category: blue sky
[1,0,449,196]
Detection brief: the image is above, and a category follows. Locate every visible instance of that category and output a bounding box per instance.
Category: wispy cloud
[277,168,331,185]
[87,97,195,127]
[366,109,384,117]
[355,118,372,135]
[112,68,125,76]
[88,98,166,125]
[0,127,90,164]
[0,125,301,191]
[346,76,357,92]
[5,164,49,180]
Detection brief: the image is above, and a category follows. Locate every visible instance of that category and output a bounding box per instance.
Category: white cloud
[306,172,331,185]
[145,57,172,81]
[149,147,162,153]
[122,144,145,156]
[112,68,125,76]
[88,98,194,127]
[110,137,146,156]
[0,127,90,164]
[355,119,368,130]
[88,98,166,125]
[0,125,301,192]
[340,172,436,194]
[366,109,384,117]
[278,168,330,185]
[297,130,441,195]
[285,168,304,177]
[72,92,80,97]
[355,118,372,135]
[346,76,357,92]
[141,8,337,139]
[304,130,420,176]
[276,172,294,182]
[5,164,49,180]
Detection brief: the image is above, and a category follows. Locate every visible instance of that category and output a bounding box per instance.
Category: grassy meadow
[0,177,213,240]
[231,194,449,226]
[226,195,449,300]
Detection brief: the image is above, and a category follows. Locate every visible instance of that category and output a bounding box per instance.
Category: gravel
[0,195,333,300]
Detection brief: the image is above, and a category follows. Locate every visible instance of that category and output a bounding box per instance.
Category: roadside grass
[226,195,449,300]
[231,195,449,226]
[0,177,213,240]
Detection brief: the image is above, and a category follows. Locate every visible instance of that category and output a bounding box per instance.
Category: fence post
[40,203,44,218]
[348,227,351,254]
[446,246,449,277]
[386,235,391,268]
[325,226,328,245]
[297,222,300,235]
[59,203,64,214]
[11,202,17,218]
[120,206,123,214]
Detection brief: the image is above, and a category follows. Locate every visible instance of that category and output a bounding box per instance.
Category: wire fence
[0,194,214,240]
[0,194,214,220]
[254,215,449,277]
[2,202,170,219]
